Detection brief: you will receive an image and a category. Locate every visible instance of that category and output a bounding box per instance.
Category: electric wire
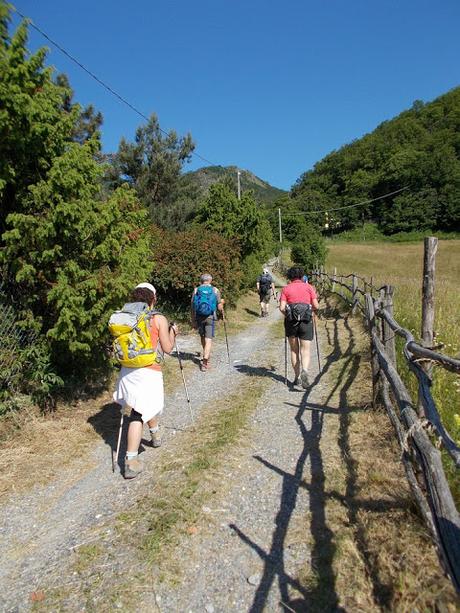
[279,186,409,216]
[10,4,218,167]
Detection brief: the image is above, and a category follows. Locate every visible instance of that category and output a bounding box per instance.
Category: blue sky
[11,0,460,190]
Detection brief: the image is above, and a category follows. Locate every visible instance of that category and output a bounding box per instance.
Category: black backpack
[259,274,272,294]
[286,303,312,324]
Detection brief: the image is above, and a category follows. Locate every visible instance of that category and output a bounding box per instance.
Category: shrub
[291,226,327,272]
[150,226,243,314]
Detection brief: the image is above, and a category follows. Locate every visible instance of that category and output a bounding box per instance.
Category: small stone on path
[247,573,261,586]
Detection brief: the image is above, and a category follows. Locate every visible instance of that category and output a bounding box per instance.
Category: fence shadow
[231,295,396,610]
[337,315,394,608]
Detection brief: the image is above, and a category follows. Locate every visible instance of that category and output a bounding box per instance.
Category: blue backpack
[193,285,218,317]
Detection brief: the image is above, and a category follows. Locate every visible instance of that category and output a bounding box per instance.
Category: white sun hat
[135,282,156,295]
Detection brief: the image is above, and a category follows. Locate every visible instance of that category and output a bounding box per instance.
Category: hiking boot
[150,427,162,448]
[300,370,310,389]
[124,457,143,480]
[291,377,301,388]
[201,358,209,372]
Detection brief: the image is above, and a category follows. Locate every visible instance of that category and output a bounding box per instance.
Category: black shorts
[284,319,314,341]
[259,292,271,304]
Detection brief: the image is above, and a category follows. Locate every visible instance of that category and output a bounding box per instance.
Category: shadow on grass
[234,364,285,385]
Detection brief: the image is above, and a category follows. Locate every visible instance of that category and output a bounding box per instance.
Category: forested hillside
[183,165,286,206]
[290,88,460,234]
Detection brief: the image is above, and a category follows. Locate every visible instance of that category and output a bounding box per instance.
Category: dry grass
[326,240,460,501]
[0,395,108,499]
[296,297,458,611]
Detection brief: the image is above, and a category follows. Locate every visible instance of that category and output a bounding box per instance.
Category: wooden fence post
[382,285,396,367]
[365,293,380,408]
[332,267,337,293]
[351,274,358,314]
[418,236,438,416]
[421,237,438,353]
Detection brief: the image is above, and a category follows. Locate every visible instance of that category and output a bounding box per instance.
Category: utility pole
[278,208,282,243]
[237,170,241,200]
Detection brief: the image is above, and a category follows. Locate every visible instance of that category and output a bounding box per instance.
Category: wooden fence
[311,241,460,594]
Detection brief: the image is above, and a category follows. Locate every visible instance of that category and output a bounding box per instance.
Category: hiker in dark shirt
[191,273,224,371]
[256,268,275,317]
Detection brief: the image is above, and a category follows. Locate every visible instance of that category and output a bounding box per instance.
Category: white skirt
[113,367,164,423]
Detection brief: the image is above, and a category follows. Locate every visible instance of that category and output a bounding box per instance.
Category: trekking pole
[174,337,194,425]
[284,335,288,385]
[313,314,322,374]
[113,409,124,473]
[221,306,231,365]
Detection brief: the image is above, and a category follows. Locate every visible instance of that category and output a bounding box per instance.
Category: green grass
[327,222,460,243]
[326,240,460,502]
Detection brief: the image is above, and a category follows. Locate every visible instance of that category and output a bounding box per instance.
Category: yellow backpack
[108,302,162,368]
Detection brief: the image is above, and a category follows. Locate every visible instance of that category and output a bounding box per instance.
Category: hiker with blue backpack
[110,282,178,479]
[191,273,224,371]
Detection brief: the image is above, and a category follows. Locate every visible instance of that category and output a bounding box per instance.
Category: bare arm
[154,314,177,354]
[190,289,197,328]
[312,298,319,311]
[279,298,287,315]
[215,288,224,313]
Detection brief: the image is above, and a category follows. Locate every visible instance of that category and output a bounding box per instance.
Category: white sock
[149,426,159,434]
[126,451,138,460]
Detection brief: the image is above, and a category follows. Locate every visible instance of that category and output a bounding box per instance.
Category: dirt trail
[0,284,289,612]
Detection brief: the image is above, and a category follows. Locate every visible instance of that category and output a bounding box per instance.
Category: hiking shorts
[284,319,314,341]
[196,315,216,339]
[259,292,271,304]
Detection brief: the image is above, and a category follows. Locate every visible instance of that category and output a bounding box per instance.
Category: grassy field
[326,240,460,500]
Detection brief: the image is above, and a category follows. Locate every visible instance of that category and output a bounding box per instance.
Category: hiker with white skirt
[111,282,178,479]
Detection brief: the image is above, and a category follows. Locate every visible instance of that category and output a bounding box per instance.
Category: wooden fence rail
[311,266,460,594]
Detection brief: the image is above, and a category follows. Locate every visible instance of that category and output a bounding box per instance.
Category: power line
[280,186,409,216]
[10,4,218,167]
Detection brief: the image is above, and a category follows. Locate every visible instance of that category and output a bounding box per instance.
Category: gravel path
[150,312,327,613]
[0,275,311,612]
